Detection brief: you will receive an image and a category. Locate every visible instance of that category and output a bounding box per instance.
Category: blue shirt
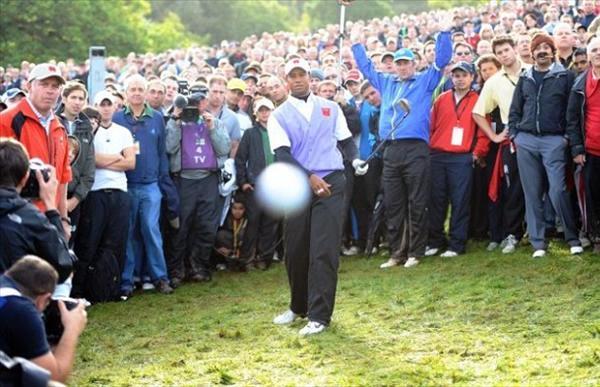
[358,101,379,159]
[113,104,170,185]
[352,31,452,143]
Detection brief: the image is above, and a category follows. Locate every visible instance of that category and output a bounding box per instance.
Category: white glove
[352,159,369,176]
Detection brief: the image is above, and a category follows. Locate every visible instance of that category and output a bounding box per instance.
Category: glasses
[455,51,471,57]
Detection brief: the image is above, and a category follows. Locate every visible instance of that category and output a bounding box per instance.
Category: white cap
[28,63,65,84]
[94,90,116,105]
[284,58,310,76]
[253,98,275,113]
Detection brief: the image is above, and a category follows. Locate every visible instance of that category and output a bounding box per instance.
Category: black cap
[451,61,475,75]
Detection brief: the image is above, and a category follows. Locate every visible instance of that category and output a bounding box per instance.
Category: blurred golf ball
[255,162,311,217]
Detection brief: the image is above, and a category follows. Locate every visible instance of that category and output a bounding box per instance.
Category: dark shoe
[156,280,174,294]
[593,243,600,255]
[120,289,133,301]
[254,260,269,271]
[190,271,211,282]
[170,277,183,289]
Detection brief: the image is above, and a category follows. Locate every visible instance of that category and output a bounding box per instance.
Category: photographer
[0,138,73,282]
[165,92,230,285]
[0,256,87,383]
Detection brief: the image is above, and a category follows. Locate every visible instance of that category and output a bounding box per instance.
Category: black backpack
[84,249,120,303]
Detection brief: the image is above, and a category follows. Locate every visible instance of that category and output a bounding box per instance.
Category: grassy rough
[72,242,599,386]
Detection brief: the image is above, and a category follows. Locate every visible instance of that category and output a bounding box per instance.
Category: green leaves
[0,0,199,66]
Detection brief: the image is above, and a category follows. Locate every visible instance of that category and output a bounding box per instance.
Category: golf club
[360,98,411,167]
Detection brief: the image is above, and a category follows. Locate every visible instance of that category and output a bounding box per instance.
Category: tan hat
[28,63,65,84]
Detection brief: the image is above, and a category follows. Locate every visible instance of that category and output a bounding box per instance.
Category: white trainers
[273,310,300,325]
[570,246,584,255]
[440,250,458,258]
[342,246,360,256]
[425,247,439,256]
[403,257,419,268]
[486,242,499,251]
[142,282,155,291]
[298,321,326,336]
[532,249,546,258]
[380,258,401,269]
[501,234,518,254]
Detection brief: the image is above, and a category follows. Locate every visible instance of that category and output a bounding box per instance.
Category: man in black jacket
[566,37,600,254]
[234,97,279,270]
[0,138,73,283]
[508,33,582,258]
[56,82,95,243]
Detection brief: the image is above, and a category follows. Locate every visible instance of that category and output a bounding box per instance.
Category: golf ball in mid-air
[255,162,311,217]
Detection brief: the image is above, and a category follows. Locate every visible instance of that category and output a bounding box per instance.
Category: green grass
[72,242,599,386]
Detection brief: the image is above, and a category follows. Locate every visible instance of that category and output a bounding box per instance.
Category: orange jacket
[0,99,71,209]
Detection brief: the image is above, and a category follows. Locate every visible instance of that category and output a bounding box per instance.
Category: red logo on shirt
[322,107,331,117]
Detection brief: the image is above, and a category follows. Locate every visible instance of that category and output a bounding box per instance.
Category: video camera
[20,158,51,199]
[173,80,208,123]
[43,297,89,345]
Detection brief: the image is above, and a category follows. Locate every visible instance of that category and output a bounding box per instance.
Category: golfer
[267,58,367,336]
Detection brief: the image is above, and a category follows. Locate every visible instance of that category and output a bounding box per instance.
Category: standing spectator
[352,81,383,253]
[350,22,452,269]
[112,74,173,298]
[472,36,528,254]
[161,76,179,115]
[56,82,95,243]
[553,23,577,68]
[508,33,582,258]
[226,78,253,135]
[145,79,166,112]
[578,0,598,29]
[72,91,136,300]
[234,97,279,270]
[567,37,600,253]
[266,76,288,107]
[0,63,71,238]
[427,62,488,258]
[571,47,589,75]
[516,33,534,65]
[1,88,26,109]
[165,91,230,285]
[206,75,241,157]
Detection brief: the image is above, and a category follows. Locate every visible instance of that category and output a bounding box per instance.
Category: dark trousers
[468,144,498,239]
[382,140,430,259]
[428,152,473,253]
[169,174,220,279]
[495,145,525,241]
[73,189,130,295]
[351,157,382,249]
[341,163,355,246]
[583,154,600,243]
[285,171,345,325]
[240,190,279,264]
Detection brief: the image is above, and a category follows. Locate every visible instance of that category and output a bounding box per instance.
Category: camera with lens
[173,87,208,123]
[43,297,82,345]
[20,158,51,199]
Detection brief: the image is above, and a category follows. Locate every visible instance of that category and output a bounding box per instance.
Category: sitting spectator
[213,196,248,271]
[0,255,87,383]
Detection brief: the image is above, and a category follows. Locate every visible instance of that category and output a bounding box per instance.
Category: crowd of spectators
[0,0,598,305]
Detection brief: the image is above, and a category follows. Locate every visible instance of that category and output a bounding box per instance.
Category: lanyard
[453,91,471,122]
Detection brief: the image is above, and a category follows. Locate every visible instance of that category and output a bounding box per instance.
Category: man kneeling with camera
[0,255,87,383]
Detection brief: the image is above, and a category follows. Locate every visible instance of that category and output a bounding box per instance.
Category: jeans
[121,182,169,292]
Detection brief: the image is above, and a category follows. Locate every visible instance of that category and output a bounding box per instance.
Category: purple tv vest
[272,96,344,178]
[181,122,217,170]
